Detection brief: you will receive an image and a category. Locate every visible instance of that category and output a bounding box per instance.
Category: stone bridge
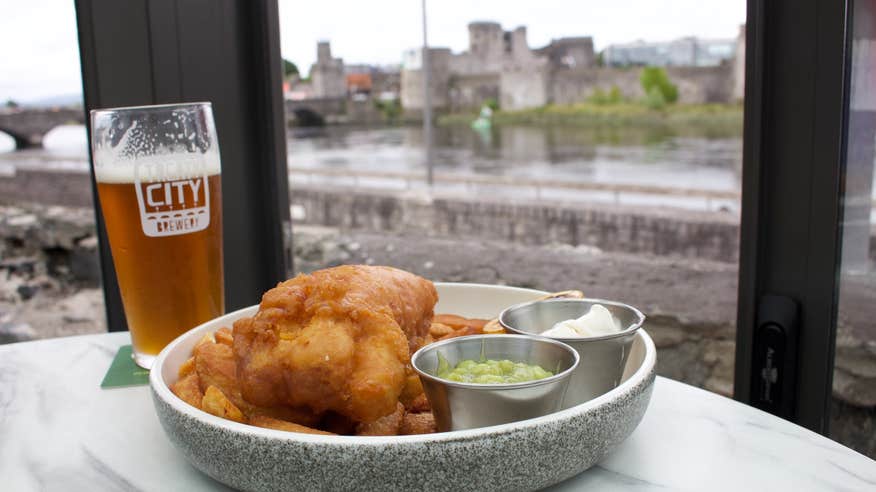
[0,100,348,144]
[0,107,85,149]
[285,97,346,126]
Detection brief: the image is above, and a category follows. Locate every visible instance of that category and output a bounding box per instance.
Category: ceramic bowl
[150,283,656,491]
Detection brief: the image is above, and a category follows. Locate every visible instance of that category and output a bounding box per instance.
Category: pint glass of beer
[90,102,224,369]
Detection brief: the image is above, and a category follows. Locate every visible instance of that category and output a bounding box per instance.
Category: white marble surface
[1,333,874,492]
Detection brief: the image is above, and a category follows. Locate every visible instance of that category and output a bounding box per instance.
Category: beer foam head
[94,153,221,183]
[92,117,221,183]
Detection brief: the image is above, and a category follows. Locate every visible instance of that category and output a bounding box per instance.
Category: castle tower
[317,41,332,63]
[510,27,529,56]
[310,41,346,98]
[468,22,504,61]
[400,47,452,112]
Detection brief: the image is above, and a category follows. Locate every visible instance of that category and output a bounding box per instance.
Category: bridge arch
[0,130,15,152]
[284,97,345,127]
[0,108,85,150]
[0,126,33,150]
[290,107,326,127]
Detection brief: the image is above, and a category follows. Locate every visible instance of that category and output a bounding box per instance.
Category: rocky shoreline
[1,202,874,458]
[0,204,104,343]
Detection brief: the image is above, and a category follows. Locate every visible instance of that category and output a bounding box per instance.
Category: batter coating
[232,265,438,423]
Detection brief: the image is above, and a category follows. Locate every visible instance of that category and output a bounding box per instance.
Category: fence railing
[288,165,742,206]
[289,166,876,212]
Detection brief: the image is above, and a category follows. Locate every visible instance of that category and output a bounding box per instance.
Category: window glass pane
[0,1,98,342]
[833,0,876,460]
[0,1,771,450]
[280,0,745,400]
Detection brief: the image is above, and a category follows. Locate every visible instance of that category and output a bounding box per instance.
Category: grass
[438,102,744,139]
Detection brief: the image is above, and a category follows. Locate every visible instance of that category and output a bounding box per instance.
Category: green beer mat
[101,345,150,388]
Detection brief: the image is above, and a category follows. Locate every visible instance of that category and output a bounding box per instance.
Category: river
[1,123,746,212]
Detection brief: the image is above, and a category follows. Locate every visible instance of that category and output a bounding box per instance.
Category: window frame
[735,0,851,434]
[73,0,859,435]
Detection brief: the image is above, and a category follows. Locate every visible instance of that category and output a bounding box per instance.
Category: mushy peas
[437,358,554,384]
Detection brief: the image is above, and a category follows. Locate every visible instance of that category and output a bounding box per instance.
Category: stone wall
[448,73,500,111]
[290,186,741,262]
[345,99,385,125]
[550,68,639,106]
[535,37,597,70]
[500,70,550,110]
[666,65,736,104]
[0,205,105,343]
[2,171,872,266]
[0,169,93,208]
[551,65,734,105]
[414,62,736,112]
[410,63,736,112]
[401,48,453,112]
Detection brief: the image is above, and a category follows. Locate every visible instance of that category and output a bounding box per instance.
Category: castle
[401,21,745,113]
[291,21,745,122]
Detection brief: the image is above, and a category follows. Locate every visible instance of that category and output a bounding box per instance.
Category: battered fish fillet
[192,336,321,426]
[232,265,438,423]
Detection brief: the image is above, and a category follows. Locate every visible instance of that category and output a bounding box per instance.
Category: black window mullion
[735,0,850,434]
[75,0,292,332]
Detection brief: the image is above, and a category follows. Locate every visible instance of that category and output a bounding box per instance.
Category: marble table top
[1,333,874,491]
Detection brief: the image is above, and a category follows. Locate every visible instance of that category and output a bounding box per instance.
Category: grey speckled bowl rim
[150,282,657,447]
[499,297,646,342]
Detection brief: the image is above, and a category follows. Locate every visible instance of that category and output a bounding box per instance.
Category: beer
[96,165,224,361]
[91,102,225,368]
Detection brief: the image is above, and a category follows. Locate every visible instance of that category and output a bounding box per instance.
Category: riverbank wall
[548,65,734,107]
[2,168,874,263]
[0,168,92,208]
[2,169,744,262]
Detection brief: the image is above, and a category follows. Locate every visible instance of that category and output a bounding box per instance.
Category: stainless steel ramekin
[412,334,579,431]
[500,298,646,408]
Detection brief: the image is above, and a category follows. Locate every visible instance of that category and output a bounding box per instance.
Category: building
[603,37,737,67]
[298,24,744,114]
[400,21,744,112]
[535,37,597,69]
[346,73,372,95]
[402,22,576,112]
[310,41,346,98]
[345,63,401,99]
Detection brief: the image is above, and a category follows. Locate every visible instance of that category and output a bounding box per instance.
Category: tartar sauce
[542,304,622,338]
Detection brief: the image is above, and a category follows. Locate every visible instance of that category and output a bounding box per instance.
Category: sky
[0,0,746,103]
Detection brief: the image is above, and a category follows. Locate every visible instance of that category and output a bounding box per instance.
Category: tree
[283,59,299,78]
[5,99,18,108]
[374,98,402,123]
[639,67,678,106]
